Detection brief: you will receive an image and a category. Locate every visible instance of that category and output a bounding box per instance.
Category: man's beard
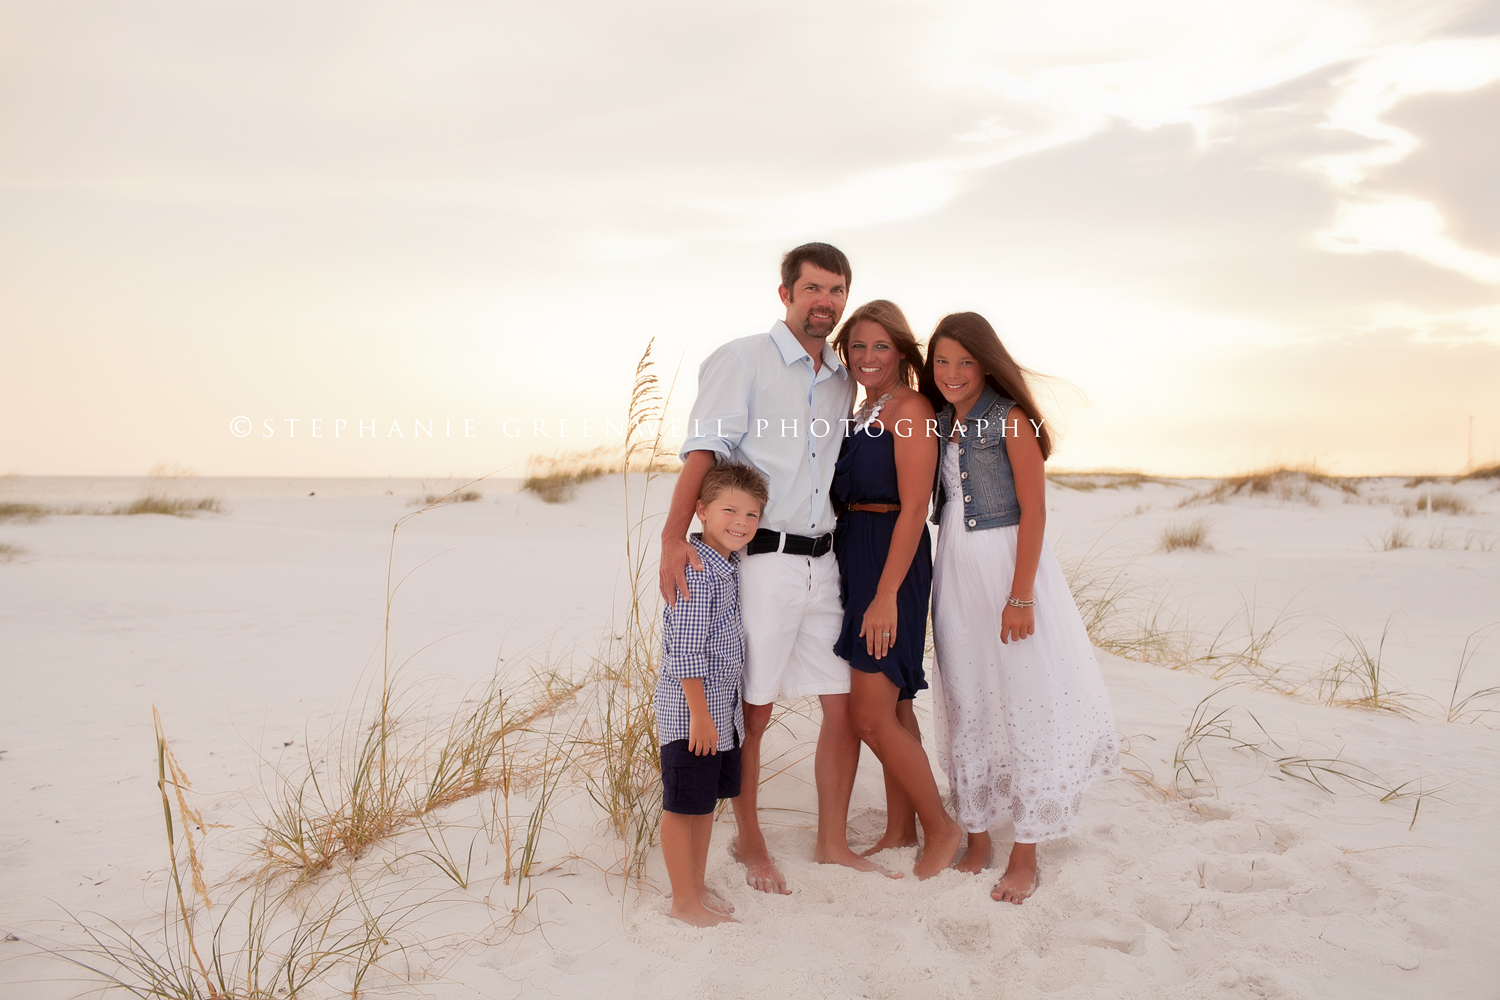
[800,316,834,339]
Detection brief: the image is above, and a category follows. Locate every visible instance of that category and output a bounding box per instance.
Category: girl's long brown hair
[920,312,1054,460]
[833,299,926,391]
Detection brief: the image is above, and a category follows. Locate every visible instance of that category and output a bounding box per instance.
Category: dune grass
[1177,464,1357,508]
[1047,469,1169,491]
[1462,463,1500,480]
[0,502,50,522]
[116,495,225,516]
[1159,518,1210,552]
[1400,490,1472,516]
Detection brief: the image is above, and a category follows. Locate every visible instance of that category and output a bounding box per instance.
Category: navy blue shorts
[660,740,742,815]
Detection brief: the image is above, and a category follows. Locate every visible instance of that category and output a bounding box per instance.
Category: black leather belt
[745,528,833,557]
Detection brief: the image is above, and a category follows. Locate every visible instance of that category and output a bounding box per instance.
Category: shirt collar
[768,320,848,379]
[689,534,737,579]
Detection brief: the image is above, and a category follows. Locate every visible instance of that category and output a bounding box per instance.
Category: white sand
[2,473,1498,998]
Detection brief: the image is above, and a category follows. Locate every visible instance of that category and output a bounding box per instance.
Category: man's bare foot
[702,889,735,915]
[859,831,920,857]
[991,844,1038,904]
[814,844,904,879]
[954,831,993,875]
[912,819,964,880]
[732,839,791,894]
[668,899,737,927]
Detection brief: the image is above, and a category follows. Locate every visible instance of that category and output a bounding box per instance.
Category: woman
[831,300,963,880]
[923,312,1119,903]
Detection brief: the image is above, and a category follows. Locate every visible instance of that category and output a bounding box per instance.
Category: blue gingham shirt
[655,536,745,751]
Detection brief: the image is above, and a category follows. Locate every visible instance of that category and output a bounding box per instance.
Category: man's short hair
[780,243,852,294]
[699,462,769,511]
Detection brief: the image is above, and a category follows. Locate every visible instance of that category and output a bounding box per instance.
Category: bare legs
[732,692,894,891]
[812,692,897,876]
[848,671,963,878]
[730,701,789,894]
[860,699,921,855]
[662,811,734,926]
[992,841,1038,904]
[956,829,993,874]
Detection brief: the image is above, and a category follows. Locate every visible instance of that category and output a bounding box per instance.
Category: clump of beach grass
[523,446,624,503]
[410,489,483,507]
[1159,518,1210,552]
[1048,469,1168,491]
[1177,463,1357,508]
[0,502,50,522]
[1462,463,1500,481]
[115,464,224,517]
[1316,619,1423,717]
[1400,490,1472,516]
[1172,686,1432,826]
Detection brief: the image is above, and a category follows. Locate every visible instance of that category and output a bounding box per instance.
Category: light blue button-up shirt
[679,320,856,536]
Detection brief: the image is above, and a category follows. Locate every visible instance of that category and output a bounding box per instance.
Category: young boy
[655,462,769,926]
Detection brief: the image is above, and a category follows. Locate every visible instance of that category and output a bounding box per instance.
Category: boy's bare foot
[731,839,791,894]
[703,889,735,915]
[814,844,904,879]
[912,819,963,880]
[668,900,737,927]
[991,844,1038,904]
[859,831,920,856]
[954,831,992,875]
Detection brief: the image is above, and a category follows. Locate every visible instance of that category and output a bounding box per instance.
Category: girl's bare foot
[703,889,735,915]
[954,830,992,875]
[859,831,920,856]
[668,899,737,927]
[912,818,963,879]
[991,842,1038,904]
[815,843,905,879]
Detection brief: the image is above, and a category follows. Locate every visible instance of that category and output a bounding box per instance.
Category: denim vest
[930,384,1021,530]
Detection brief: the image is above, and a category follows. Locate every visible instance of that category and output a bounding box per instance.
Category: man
[659,242,887,894]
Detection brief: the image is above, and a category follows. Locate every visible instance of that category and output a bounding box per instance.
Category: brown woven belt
[845,502,901,513]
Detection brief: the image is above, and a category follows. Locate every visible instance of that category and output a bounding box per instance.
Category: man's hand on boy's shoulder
[687,713,718,756]
[659,534,705,605]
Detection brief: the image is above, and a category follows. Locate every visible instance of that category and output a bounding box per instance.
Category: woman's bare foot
[991,842,1038,904]
[731,838,791,895]
[954,831,993,875]
[668,897,737,927]
[702,889,735,915]
[815,843,904,879]
[912,818,964,879]
[859,831,920,857]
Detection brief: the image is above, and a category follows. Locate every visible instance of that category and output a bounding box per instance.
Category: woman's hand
[861,591,899,660]
[1000,603,1035,644]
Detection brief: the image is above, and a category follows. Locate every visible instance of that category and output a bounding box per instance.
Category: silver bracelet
[1007,596,1036,608]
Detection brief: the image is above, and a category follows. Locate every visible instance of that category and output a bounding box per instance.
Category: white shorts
[738,550,849,705]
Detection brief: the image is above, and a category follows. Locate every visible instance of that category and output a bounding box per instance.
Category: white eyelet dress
[930,440,1120,842]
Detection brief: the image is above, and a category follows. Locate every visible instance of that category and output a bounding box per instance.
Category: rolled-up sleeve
[660,573,715,680]
[679,345,749,461]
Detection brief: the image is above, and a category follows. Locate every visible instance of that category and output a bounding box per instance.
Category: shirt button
[968,518,976,526]
[961,471,968,479]
[958,448,964,455]
[964,495,972,502]
[980,438,986,443]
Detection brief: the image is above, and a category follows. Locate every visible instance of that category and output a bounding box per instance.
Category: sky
[2,0,1498,478]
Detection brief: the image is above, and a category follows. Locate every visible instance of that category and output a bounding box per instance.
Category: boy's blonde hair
[699,462,769,511]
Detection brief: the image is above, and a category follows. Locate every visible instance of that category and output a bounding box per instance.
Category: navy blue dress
[831,416,933,701]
